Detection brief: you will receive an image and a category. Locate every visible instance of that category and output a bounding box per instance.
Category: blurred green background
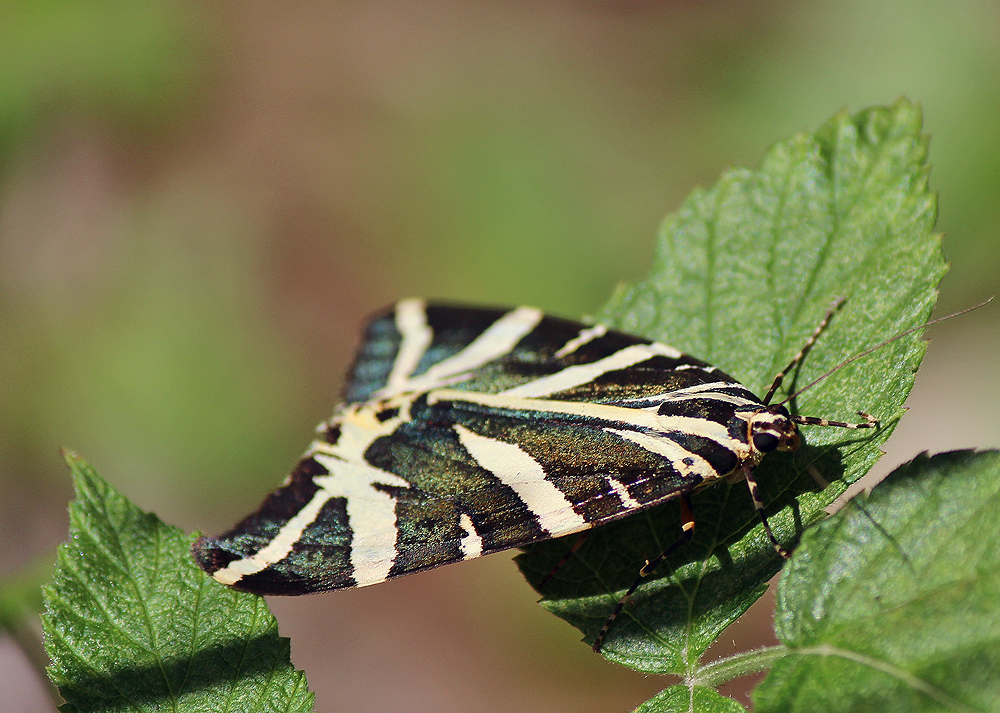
[2,2,998,712]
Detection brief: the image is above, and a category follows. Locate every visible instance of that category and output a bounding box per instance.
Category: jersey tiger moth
[191,297,892,650]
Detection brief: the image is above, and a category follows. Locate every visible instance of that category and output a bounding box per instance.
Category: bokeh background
[2,2,998,712]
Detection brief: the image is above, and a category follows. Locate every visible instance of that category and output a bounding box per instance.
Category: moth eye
[752,431,780,453]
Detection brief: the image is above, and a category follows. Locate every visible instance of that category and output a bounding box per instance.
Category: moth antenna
[777,297,994,407]
[762,297,845,405]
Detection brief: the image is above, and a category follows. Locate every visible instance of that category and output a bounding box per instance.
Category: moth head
[747,405,800,455]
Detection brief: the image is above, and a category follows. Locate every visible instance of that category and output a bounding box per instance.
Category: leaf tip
[60,448,81,468]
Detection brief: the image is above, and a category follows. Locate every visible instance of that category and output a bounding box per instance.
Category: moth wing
[194,301,752,594]
[344,302,521,403]
[343,301,669,401]
[193,395,731,595]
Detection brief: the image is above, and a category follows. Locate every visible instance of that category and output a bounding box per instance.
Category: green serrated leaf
[755,450,1000,713]
[517,99,946,673]
[634,684,749,713]
[42,453,315,713]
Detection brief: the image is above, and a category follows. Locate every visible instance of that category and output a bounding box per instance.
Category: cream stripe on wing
[312,453,412,588]
[604,427,719,481]
[459,513,484,560]
[607,477,641,510]
[214,399,416,589]
[553,323,608,358]
[403,306,544,392]
[384,298,432,393]
[428,389,743,451]
[212,489,333,585]
[626,391,761,410]
[501,342,683,398]
[453,424,588,536]
[640,381,757,399]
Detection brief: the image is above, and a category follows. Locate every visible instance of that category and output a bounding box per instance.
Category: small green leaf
[634,685,748,713]
[755,450,1000,713]
[518,99,946,672]
[42,453,315,713]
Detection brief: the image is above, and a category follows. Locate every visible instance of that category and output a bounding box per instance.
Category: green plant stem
[691,645,789,688]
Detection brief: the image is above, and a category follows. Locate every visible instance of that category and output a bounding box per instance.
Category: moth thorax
[746,405,800,456]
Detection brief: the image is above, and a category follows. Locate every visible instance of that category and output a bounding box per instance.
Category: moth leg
[791,411,880,429]
[537,531,591,590]
[592,494,696,653]
[743,464,792,559]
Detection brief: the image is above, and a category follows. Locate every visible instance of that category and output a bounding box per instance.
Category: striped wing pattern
[193,300,768,595]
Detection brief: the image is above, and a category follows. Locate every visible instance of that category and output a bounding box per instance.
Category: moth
[193,298,877,650]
